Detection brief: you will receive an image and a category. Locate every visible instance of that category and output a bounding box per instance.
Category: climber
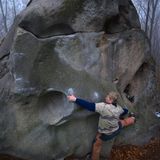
[67,91,136,160]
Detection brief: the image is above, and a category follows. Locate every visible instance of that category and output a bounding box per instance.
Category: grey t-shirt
[95,102,124,135]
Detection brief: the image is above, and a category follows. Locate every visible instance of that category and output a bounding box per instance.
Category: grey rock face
[19,0,140,38]
[0,0,159,160]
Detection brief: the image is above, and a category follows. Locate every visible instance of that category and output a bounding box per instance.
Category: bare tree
[0,0,29,39]
[133,0,160,52]
[144,0,150,36]
[132,0,160,90]
[0,0,8,33]
[12,0,17,17]
[149,0,159,43]
[5,0,7,19]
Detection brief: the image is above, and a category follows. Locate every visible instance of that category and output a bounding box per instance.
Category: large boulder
[19,0,140,38]
[0,0,159,160]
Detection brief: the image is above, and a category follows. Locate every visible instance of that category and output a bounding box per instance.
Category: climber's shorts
[99,122,122,141]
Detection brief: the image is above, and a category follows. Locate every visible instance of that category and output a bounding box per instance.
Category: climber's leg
[91,133,103,160]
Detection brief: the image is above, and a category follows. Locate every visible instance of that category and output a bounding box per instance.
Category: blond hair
[108,91,119,102]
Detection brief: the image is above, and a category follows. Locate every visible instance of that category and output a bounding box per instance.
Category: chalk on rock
[155,112,160,118]
[67,88,74,95]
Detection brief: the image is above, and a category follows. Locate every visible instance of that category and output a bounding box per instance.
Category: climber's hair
[107,91,119,104]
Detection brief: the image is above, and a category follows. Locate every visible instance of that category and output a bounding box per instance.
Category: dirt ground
[0,137,159,160]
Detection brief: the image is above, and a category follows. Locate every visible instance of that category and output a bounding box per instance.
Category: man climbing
[67,91,136,160]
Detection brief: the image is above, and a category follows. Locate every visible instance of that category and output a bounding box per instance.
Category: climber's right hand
[67,95,77,102]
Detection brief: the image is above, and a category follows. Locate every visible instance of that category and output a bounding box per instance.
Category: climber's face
[105,95,113,104]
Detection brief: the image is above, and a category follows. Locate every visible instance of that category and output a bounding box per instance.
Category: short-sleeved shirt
[96,102,124,135]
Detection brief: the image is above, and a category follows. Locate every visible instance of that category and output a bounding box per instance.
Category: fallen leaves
[109,137,160,160]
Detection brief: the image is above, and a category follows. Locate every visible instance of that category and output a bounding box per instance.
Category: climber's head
[105,91,118,104]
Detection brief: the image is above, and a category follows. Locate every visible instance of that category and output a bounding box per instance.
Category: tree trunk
[145,0,150,36]
[12,0,17,17]
[149,0,158,44]
[5,0,7,21]
[0,0,8,33]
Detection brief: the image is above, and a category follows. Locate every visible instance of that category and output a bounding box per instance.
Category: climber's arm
[67,95,95,112]
[119,107,129,118]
